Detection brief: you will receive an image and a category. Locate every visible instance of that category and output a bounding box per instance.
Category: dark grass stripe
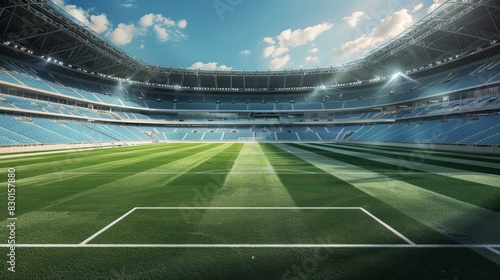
[88,144,244,244]
[4,143,206,182]
[0,144,218,215]
[341,143,500,163]
[290,144,500,213]
[0,143,170,169]
[320,143,500,175]
[262,144,453,245]
[0,144,237,244]
[9,248,500,280]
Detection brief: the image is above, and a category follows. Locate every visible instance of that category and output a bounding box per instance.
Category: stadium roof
[0,0,499,91]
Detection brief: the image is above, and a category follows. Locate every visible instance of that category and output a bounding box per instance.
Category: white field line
[0,244,499,248]
[80,207,138,245]
[359,208,415,245]
[135,207,361,210]
[79,206,412,245]
[486,247,500,256]
[51,171,484,175]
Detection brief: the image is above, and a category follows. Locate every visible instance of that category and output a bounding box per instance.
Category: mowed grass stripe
[1,143,209,191]
[206,143,298,206]
[194,143,312,244]
[0,144,214,217]
[279,143,500,245]
[320,143,500,189]
[342,143,500,163]
[0,143,165,169]
[89,144,245,244]
[0,144,184,182]
[261,144,449,244]
[2,143,235,244]
[327,143,500,174]
[307,143,500,212]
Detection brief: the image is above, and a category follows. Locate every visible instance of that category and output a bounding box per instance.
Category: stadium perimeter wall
[0,141,154,154]
[1,140,499,155]
[344,141,500,154]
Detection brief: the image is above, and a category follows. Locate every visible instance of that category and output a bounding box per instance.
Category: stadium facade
[0,0,500,151]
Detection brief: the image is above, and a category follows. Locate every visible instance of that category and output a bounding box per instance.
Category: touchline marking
[0,244,499,249]
[80,207,138,245]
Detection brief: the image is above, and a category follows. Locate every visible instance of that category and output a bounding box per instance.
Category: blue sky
[51,0,447,71]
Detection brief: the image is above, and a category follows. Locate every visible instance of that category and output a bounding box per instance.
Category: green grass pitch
[0,142,499,279]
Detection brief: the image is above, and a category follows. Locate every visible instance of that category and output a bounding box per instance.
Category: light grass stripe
[331,143,500,172]
[0,143,211,188]
[51,169,322,175]
[207,143,299,207]
[195,143,311,244]
[38,143,234,212]
[310,143,500,189]
[345,144,500,161]
[275,143,500,245]
[1,144,235,239]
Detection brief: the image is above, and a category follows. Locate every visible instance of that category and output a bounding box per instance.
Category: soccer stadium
[0,0,500,279]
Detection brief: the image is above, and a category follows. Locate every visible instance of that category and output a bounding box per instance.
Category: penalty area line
[135,206,362,210]
[359,208,415,245]
[486,247,500,256]
[80,207,138,245]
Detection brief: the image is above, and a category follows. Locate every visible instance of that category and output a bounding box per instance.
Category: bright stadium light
[391,72,402,80]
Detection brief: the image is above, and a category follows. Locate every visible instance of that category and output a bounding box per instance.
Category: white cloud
[52,0,65,6]
[139,13,155,28]
[161,16,176,27]
[139,13,187,43]
[88,14,110,34]
[412,3,424,13]
[261,23,332,70]
[269,55,290,70]
[305,56,319,63]
[53,0,110,34]
[263,37,276,45]
[139,44,144,50]
[335,9,414,60]
[190,62,232,70]
[154,24,169,42]
[178,19,187,29]
[276,22,333,48]
[263,46,289,58]
[240,50,251,56]
[108,23,137,45]
[428,0,447,13]
[309,47,319,53]
[343,11,369,28]
[263,46,276,58]
[272,47,289,58]
[53,1,186,46]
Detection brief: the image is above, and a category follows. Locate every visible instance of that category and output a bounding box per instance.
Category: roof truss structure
[0,0,499,90]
